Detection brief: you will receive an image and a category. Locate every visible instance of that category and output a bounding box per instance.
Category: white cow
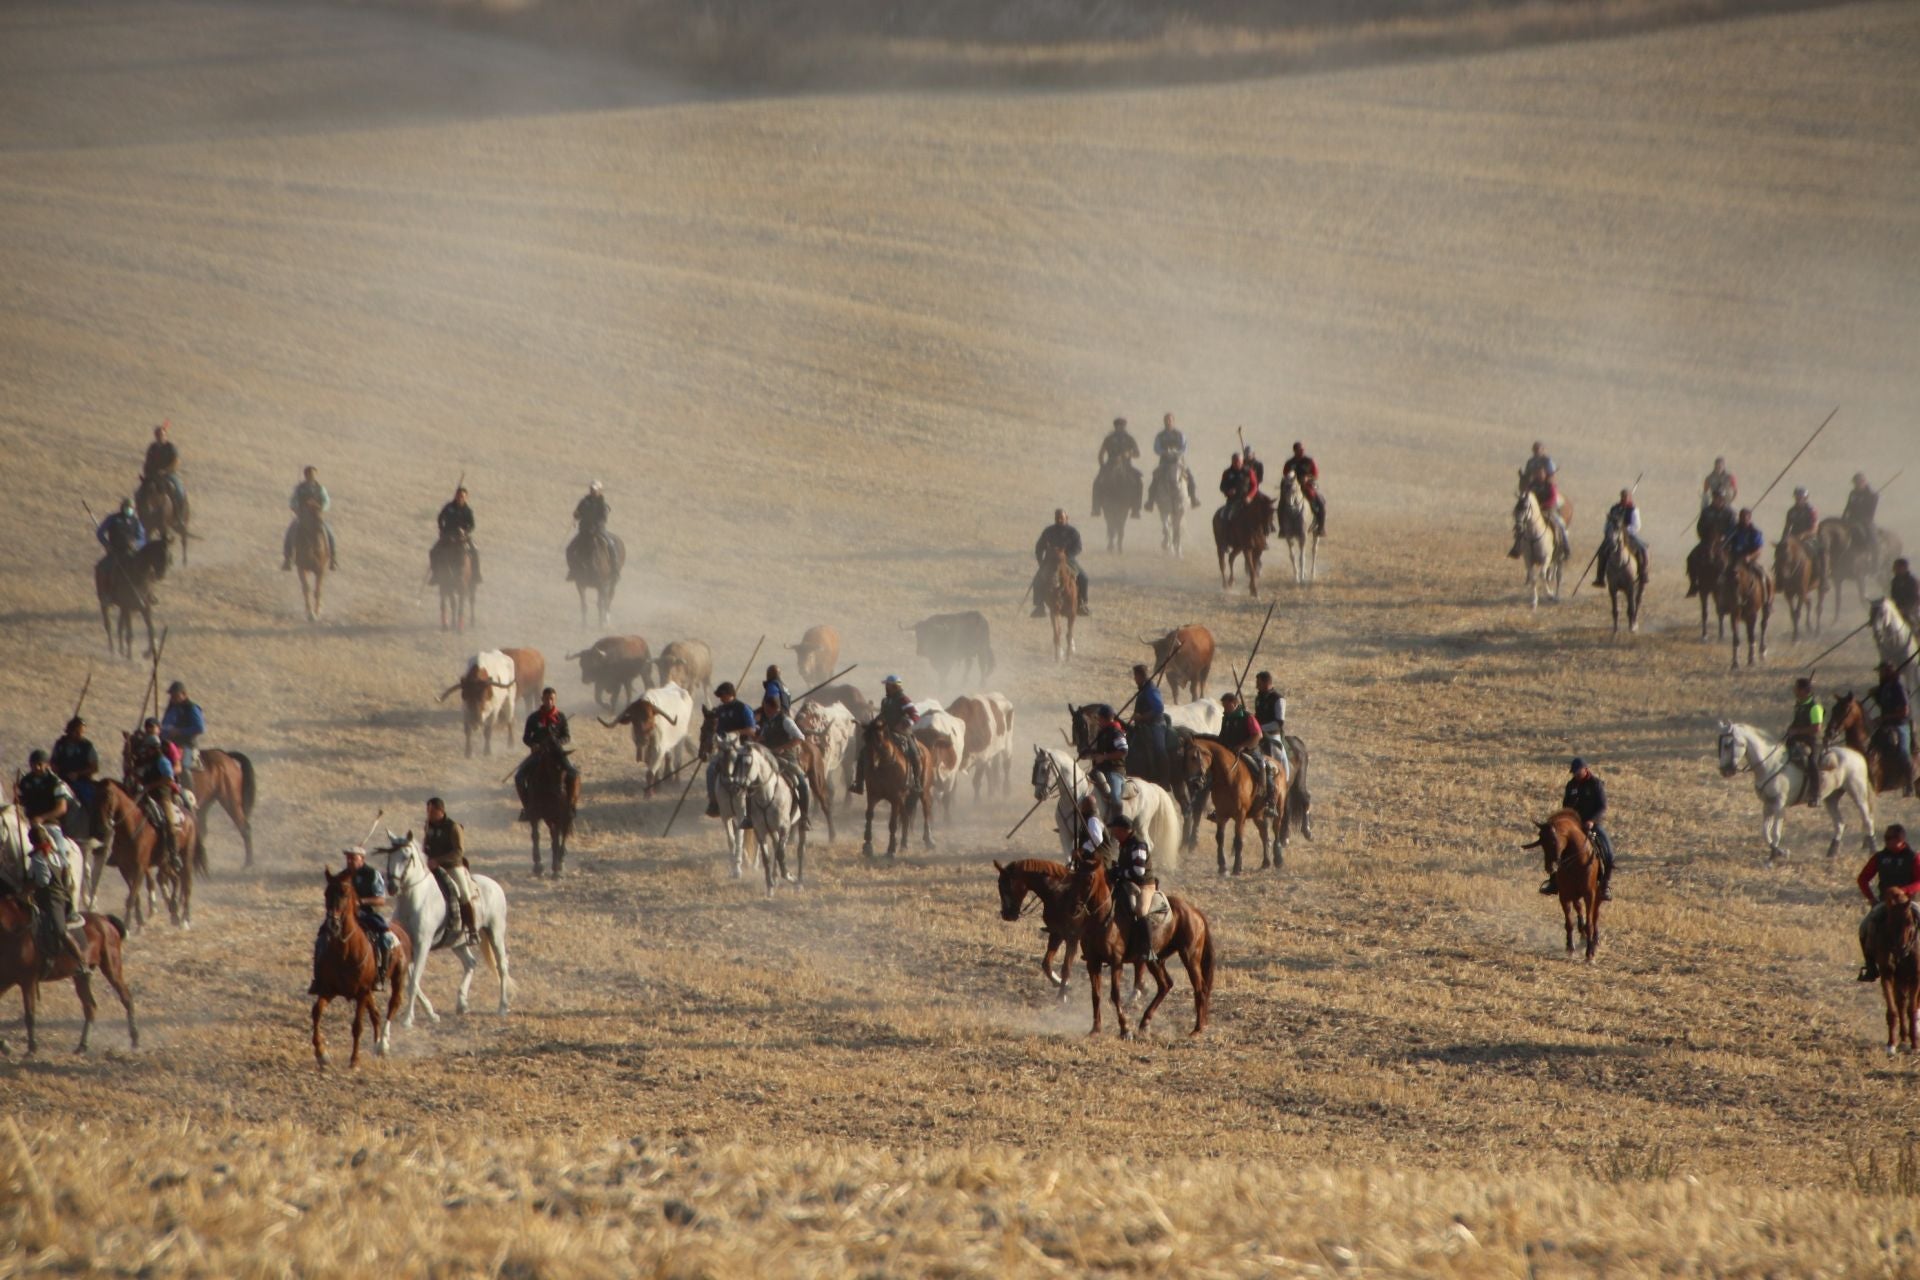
[911,707,967,820]
[1166,698,1223,737]
[948,692,1015,800]
[796,700,859,791]
[437,650,518,758]
[613,678,695,796]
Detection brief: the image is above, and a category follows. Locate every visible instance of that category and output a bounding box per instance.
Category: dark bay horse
[521,743,578,877]
[1818,518,1901,625]
[431,533,478,633]
[312,867,410,1067]
[1213,493,1275,598]
[994,859,1142,1002]
[1092,462,1141,553]
[1774,534,1822,642]
[1715,561,1772,670]
[1866,887,1920,1054]
[97,779,194,930]
[1685,537,1729,642]
[856,721,933,858]
[1185,737,1282,875]
[1829,692,1916,798]
[1070,857,1215,1037]
[135,474,190,566]
[1524,808,1600,961]
[0,893,135,1055]
[291,498,330,621]
[120,733,256,872]
[94,537,170,659]
[569,531,625,626]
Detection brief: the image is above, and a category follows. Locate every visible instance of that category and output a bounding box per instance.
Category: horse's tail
[233,750,257,820]
[104,914,127,940]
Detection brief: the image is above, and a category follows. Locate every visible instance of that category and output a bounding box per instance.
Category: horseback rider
[1701,457,1737,509]
[754,692,812,830]
[1521,441,1557,494]
[1217,691,1276,814]
[1242,441,1265,486]
[1696,489,1737,545]
[1892,558,1920,633]
[763,664,791,716]
[1030,509,1091,617]
[1868,662,1914,797]
[1282,442,1327,537]
[422,797,479,947]
[701,682,756,819]
[1093,417,1143,519]
[1078,705,1129,825]
[1857,824,1920,982]
[567,480,612,582]
[1511,447,1566,559]
[50,716,99,854]
[514,688,577,820]
[138,744,184,873]
[1252,671,1292,791]
[160,681,205,775]
[95,498,146,560]
[1108,814,1157,959]
[1592,488,1650,589]
[1069,794,1106,873]
[1781,487,1819,541]
[141,421,185,509]
[23,824,89,974]
[1724,508,1764,582]
[1843,471,1881,545]
[1540,758,1614,901]
[15,750,72,829]
[1129,663,1165,731]
[127,716,167,778]
[309,845,395,994]
[1218,453,1253,522]
[282,466,338,571]
[847,676,921,797]
[433,485,480,585]
[1784,675,1825,777]
[1146,413,1201,511]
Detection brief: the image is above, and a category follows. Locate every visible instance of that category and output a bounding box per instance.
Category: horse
[1213,493,1276,598]
[855,720,934,859]
[992,859,1144,1002]
[120,732,256,873]
[1511,489,1562,609]
[1066,707,1202,852]
[1715,561,1773,669]
[290,498,330,621]
[1828,692,1916,798]
[520,742,578,877]
[311,866,410,1067]
[1278,473,1319,586]
[1146,456,1188,557]
[0,892,135,1056]
[1601,525,1643,635]
[1716,721,1874,861]
[94,537,169,659]
[430,532,478,633]
[1041,545,1078,663]
[382,832,511,1027]
[135,473,190,566]
[96,779,194,929]
[1773,534,1821,642]
[1092,460,1141,553]
[569,530,625,627]
[1031,746,1184,871]
[1069,856,1215,1038]
[1870,598,1919,700]
[1865,888,1920,1055]
[1685,537,1730,641]
[1522,809,1601,961]
[1182,737,1283,875]
[712,735,806,893]
[1818,518,1902,625]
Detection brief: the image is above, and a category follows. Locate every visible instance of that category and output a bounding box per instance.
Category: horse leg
[486,918,512,1015]
[312,997,329,1066]
[577,584,588,626]
[73,970,98,1053]
[1231,817,1245,876]
[1215,819,1227,877]
[1137,958,1174,1036]
[99,943,136,1049]
[529,819,543,877]
[1586,892,1600,961]
[381,967,403,1054]
[1562,897,1575,954]
[1087,961,1104,1035]
[862,797,876,859]
[1111,963,1132,1039]
[1042,936,1065,988]
[1885,978,1899,1054]
[349,994,369,1066]
[1177,942,1207,1035]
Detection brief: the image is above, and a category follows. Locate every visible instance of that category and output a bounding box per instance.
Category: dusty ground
[3,0,1920,1272]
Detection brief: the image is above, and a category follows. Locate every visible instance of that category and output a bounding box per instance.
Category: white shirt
[1076,812,1106,857]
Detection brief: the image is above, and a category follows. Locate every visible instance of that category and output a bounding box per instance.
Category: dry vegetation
[3,0,1920,1273]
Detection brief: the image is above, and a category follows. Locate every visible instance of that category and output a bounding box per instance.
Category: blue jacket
[712,701,756,736]
[97,512,147,552]
[763,680,790,713]
[1132,684,1165,722]
[1727,526,1764,558]
[162,701,206,745]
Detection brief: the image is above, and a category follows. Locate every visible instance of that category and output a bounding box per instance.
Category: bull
[1143,624,1214,702]
[567,634,651,709]
[436,650,518,758]
[903,611,994,684]
[654,639,713,704]
[787,625,841,686]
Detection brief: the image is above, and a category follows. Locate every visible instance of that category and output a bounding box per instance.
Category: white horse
[1871,598,1919,699]
[1513,489,1564,608]
[1279,473,1319,585]
[382,833,512,1027]
[713,735,806,893]
[1716,721,1875,861]
[1031,746,1183,872]
[1148,456,1189,558]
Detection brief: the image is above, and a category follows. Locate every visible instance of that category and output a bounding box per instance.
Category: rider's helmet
[119,498,135,515]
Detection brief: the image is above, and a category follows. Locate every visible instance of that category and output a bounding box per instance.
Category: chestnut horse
[1213,493,1276,598]
[1866,887,1920,1054]
[521,742,579,877]
[311,866,410,1067]
[1829,692,1916,798]
[993,858,1143,1001]
[1715,561,1772,669]
[291,498,330,621]
[0,893,135,1055]
[1773,534,1822,642]
[1070,857,1215,1037]
[120,732,257,873]
[1524,809,1601,961]
[1184,737,1282,875]
[96,779,195,930]
[1042,546,1078,663]
[855,721,934,858]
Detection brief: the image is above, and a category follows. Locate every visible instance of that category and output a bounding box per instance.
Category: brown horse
[96,779,195,930]
[1185,737,1282,876]
[1525,809,1600,961]
[1685,537,1729,642]
[291,498,330,621]
[1817,518,1903,625]
[779,736,835,845]
[120,733,256,873]
[94,537,170,659]
[1866,888,1920,1054]
[1774,534,1822,642]
[135,474,190,566]
[431,533,478,633]
[0,894,135,1055]
[856,721,933,858]
[1070,857,1215,1037]
[994,859,1144,1002]
[1213,493,1276,597]
[1829,692,1916,797]
[569,531,625,627]
[1042,546,1078,663]
[1715,561,1772,669]
[520,743,579,877]
[311,867,410,1067]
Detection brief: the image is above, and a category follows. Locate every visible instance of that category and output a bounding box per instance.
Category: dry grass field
[3,0,1919,1273]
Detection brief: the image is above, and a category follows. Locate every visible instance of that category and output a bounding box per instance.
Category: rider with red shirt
[1857,824,1920,981]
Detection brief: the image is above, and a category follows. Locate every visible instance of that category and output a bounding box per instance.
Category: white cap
[589,480,604,493]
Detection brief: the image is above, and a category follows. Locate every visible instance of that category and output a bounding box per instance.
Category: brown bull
[655,639,713,704]
[568,635,650,709]
[787,625,841,685]
[500,647,546,701]
[1142,625,1214,702]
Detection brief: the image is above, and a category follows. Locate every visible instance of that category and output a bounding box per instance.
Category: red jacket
[1858,844,1920,903]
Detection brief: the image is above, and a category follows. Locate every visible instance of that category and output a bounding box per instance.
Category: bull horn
[1138,633,1156,645]
[435,684,461,702]
[596,717,620,729]
[490,679,515,689]
[564,650,585,660]
[656,710,678,726]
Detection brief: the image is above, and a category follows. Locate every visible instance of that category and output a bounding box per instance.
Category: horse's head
[993,860,1027,921]
[1830,692,1862,740]
[1030,746,1055,801]
[323,866,357,938]
[1716,721,1745,778]
[697,705,718,759]
[382,830,421,889]
[1066,704,1095,753]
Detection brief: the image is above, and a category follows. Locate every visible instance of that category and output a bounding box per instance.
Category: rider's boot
[459,899,478,947]
[1599,866,1613,902]
[1593,556,1608,589]
[1539,876,1556,895]
[1861,937,1880,981]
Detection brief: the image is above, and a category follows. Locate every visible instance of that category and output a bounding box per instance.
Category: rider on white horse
[703,683,756,819]
[1147,413,1200,511]
[423,797,478,947]
[755,693,813,831]
[1857,824,1919,981]
[1785,676,1825,784]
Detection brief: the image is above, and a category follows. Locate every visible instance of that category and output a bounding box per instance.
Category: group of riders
[699,667,818,833]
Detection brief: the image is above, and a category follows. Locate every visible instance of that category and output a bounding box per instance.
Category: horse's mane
[1005,858,1068,878]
